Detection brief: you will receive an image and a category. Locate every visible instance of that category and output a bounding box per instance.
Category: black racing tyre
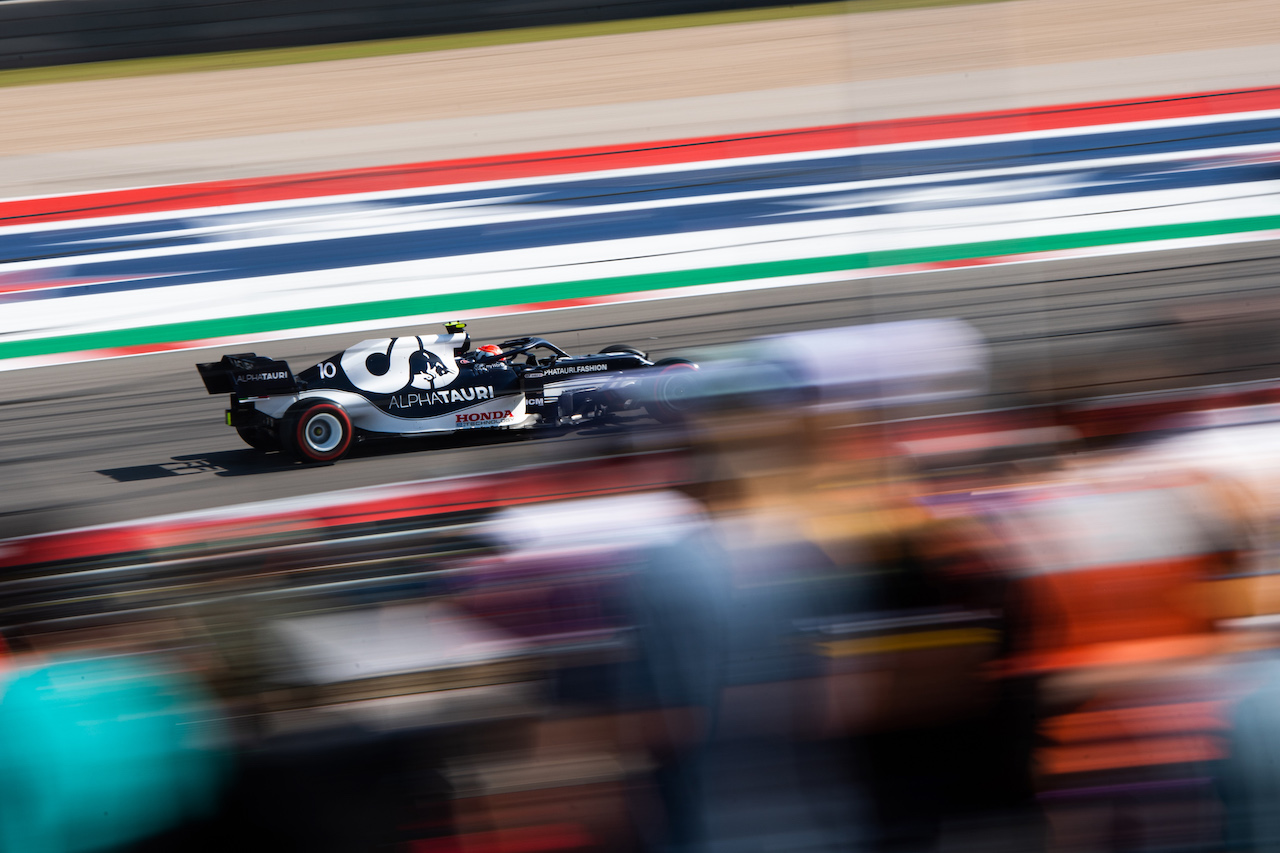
[235,425,280,452]
[283,402,353,463]
[645,359,699,423]
[600,344,649,359]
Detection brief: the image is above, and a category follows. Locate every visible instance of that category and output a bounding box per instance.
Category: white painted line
[5,176,1278,342]
[5,225,1280,373]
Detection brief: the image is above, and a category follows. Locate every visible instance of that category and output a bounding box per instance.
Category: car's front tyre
[283,402,353,463]
[645,359,699,423]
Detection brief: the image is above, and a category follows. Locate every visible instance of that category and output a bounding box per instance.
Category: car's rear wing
[196,354,301,397]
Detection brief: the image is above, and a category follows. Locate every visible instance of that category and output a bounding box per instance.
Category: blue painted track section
[2,115,1277,303]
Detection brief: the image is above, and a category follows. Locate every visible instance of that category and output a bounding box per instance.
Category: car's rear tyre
[284,402,353,462]
[645,359,699,423]
[235,425,279,452]
[600,344,648,359]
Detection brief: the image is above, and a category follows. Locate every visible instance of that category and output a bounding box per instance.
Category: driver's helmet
[478,344,504,359]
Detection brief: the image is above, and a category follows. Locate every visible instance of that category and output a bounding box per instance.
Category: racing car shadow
[98,423,647,482]
[99,449,299,481]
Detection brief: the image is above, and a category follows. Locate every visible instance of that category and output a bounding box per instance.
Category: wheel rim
[303,412,344,453]
[659,364,697,411]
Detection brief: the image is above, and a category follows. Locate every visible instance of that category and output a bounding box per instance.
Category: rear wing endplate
[197,353,301,397]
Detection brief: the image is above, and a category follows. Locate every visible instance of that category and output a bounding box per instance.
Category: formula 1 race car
[197,323,698,462]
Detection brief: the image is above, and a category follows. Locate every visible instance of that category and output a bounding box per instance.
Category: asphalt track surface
[4,236,1280,537]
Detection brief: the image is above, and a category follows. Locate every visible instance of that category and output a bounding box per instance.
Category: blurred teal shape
[0,654,228,853]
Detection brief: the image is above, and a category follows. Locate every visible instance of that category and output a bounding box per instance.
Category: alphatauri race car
[197,323,698,462]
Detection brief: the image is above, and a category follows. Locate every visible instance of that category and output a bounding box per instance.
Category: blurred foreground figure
[959,444,1270,853]
[713,321,1024,853]
[1085,414,1280,853]
[685,321,995,853]
[0,652,227,853]
[488,461,852,851]
[490,491,733,853]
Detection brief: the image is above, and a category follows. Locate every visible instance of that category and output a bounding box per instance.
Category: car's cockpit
[494,337,572,367]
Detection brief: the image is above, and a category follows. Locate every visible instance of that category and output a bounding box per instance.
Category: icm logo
[341,337,460,394]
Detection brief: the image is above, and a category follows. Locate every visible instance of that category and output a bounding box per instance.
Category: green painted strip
[5,213,1279,363]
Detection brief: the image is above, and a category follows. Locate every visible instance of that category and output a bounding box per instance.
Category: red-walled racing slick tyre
[284,402,353,463]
